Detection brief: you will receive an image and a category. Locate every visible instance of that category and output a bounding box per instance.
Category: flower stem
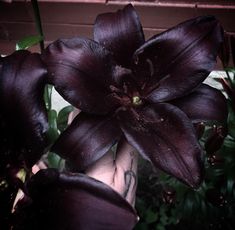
[31,0,44,52]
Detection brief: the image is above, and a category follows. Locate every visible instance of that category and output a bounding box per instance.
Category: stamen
[110,85,122,93]
[123,82,128,94]
[110,93,123,103]
[130,107,141,121]
[132,96,142,106]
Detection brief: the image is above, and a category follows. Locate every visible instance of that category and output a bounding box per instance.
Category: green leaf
[224,67,235,74]
[227,178,234,195]
[136,198,147,218]
[223,137,235,149]
[145,209,158,224]
[227,104,235,139]
[57,105,74,132]
[200,199,207,217]
[170,208,180,224]
[49,110,58,129]
[159,206,169,226]
[214,168,224,177]
[182,193,194,218]
[44,84,53,111]
[156,225,165,230]
[47,109,59,143]
[47,152,61,168]
[16,35,43,50]
[135,222,149,230]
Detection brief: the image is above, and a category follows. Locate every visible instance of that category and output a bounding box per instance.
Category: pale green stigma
[132,96,142,106]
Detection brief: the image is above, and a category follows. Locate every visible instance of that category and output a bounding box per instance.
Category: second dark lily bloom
[42,4,227,188]
[0,51,48,229]
[0,50,48,175]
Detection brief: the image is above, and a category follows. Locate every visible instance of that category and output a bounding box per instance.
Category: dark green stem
[31,0,44,52]
[44,84,53,111]
[31,0,53,111]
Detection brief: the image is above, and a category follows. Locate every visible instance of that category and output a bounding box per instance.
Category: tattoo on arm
[123,151,137,199]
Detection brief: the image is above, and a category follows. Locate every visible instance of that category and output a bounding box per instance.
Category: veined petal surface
[94,4,145,67]
[133,16,223,101]
[172,84,228,123]
[42,38,116,115]
[118,104,203,188]
[52,113,121,170]
[14,169,138,230]
[0,50,48,167]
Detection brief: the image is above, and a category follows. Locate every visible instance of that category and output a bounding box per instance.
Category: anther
[132,96,142,106]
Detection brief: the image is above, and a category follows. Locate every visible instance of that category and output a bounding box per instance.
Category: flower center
[132,96,142,106]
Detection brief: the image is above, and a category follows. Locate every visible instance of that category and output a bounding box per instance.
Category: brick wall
[0,0,235,54]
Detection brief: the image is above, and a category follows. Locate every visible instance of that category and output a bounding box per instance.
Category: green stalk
[31,0,44,52]
[31,0,53,111]
[44,84,53,111]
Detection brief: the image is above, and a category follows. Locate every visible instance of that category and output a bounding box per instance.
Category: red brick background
[0,0,235,54]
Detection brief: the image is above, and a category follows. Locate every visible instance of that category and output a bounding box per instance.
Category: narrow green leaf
[227,178,234,195]
[44,85,53,111]
[47,109,59,143]
[48,110,57,129]
[224,67,235,74]
[57,105,74,132]
[47,152,61,168]
[223,137,235,149]
[227,104,235,139]
[16,35,43,50]
[200,199,207,217]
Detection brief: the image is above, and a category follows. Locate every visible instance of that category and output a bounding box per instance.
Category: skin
[70,109,138,206]
[86,140,138,206]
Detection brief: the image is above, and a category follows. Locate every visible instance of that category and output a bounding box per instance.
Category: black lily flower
[0,50,48,174]
[42,5,227,188]
[13,168,138,230]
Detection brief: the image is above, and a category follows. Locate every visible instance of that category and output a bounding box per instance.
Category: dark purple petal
[52,113,122,170]
[42,38,116,115]
[133,16,223,101]
[205,125,227,155]
[172,84,228,123]
[14,169,138,230]
[117,104,203,188]
[94,4,145,67]
[0,50,48,168]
